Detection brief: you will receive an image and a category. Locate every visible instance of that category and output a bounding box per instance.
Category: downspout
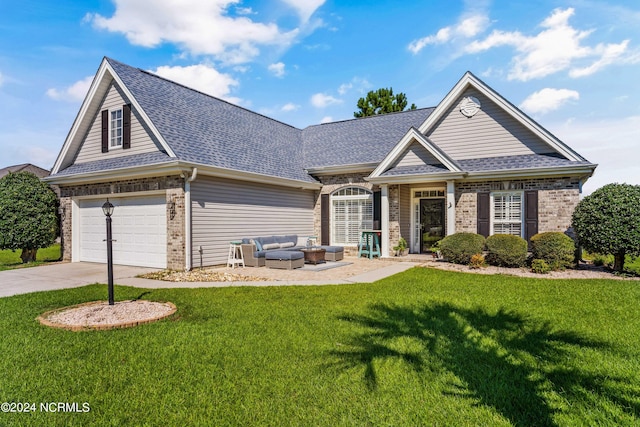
[183,168,198,271]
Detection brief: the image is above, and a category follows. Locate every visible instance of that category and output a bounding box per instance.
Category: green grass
[0,244,61,271]
[1,268,639,426]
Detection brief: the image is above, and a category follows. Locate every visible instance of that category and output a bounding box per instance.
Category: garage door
[78,195,167,268]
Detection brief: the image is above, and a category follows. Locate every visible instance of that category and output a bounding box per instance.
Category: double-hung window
[331,187,373,245]
[110,108,123,148]
[492,192,523,236]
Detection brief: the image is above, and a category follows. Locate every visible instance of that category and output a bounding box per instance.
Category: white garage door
[78,195,167,268]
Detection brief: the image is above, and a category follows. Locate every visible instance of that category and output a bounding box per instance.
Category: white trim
[417,72,587,162]
[45,161,322,190]
[305,163,378,176]
[446,180,456,236]
[109,107,124,148]
[71,199,80,262]
[381,184,390,258]
[490,191,524,237]
[409,186,447,254]
[329,186,373,246]
[370,127,461,178]
[184,168,197,271]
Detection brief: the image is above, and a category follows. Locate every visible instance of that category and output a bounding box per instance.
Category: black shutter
[101,110,109,153]
[524,190,538,245]
[321,194,330,245]
[373,190,381,230]
[122,104,131,149]
[477,192,490,237]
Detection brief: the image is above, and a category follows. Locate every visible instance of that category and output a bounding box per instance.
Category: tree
[0,171,58,263]
[354,87,417,118]
[572,183,640,272]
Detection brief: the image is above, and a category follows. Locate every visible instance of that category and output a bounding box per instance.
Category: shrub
[530,232,575,270]
[469,253,486,269]
[485,234,528,267]
[592,253,613,267]
[531,259,551,274]
[438,233,485,265]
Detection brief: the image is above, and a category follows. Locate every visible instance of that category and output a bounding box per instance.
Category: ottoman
[320,246,344,262]
[265,250,304,270]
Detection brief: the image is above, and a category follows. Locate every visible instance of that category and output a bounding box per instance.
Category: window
[331,187,373,245]
[110,108,123,148]
[492,192,523,236]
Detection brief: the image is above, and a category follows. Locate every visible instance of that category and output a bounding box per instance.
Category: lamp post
[102,199,115,305]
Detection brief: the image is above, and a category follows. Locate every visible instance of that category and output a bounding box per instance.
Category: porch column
[380,184,390,258]
[446,180,456,236]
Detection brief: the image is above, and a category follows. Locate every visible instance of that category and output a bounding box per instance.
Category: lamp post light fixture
[102,199,115,305]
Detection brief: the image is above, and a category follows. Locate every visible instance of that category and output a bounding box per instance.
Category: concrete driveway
[0,262,158,298]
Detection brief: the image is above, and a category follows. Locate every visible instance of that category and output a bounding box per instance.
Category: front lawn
[0,268,639,426]
[0,244,61,271]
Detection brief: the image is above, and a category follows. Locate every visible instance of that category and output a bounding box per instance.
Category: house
[0,163,50,179]
[45,57,596,270]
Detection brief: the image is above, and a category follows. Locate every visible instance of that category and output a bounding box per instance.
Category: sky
[0,0,639,195]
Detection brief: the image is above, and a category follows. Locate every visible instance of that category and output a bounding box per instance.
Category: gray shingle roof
[53,58,594,183]
[55,152,174,176]
[107,58,315,183]
[457,153,593,172]
[301,108,434,169]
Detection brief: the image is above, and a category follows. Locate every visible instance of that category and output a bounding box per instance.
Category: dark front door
[420,199,445,253]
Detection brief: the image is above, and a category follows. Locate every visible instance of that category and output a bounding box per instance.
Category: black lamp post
[102,199,115,305]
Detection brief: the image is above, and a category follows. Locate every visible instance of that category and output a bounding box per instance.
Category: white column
[446,180,456,236]
[381,184,390,258]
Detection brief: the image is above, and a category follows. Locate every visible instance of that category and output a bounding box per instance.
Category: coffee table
[300,248,326,265]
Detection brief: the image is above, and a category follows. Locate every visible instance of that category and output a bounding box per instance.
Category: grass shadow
[329,302,632,426]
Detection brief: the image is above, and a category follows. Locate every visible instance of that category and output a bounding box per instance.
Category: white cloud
[550,116,640,195]
[281,0,325,23]
[0,71,4,87]
[320,116,333,124]
[281,102,299,112]
[408,14,489,54]
[337,77,371,95]
[520,88,580,115]
[465,8,631,81]
[89,0,300,65]
[151,64,240,103]
[310,93,342,108]
[268,62,286,77]
[46,75,93,101]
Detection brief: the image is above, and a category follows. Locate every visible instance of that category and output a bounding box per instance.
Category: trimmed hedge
[485,234,528,267]
[530,232,575,270]
[439,233,486,265]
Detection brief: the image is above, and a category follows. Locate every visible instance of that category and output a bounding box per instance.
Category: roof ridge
[304,107,436,129]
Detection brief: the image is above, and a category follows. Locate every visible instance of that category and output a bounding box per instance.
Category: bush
[469,253,486,269]
[531,259,551,274]
[485,234,528,267]
[439,233,485,265]
[530,232,575,270]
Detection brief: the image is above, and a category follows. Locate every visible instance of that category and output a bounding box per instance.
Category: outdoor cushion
[258,236,277,246]
[320,246,344,253]
[262,243,280,250]
[280,242,295,248]
[265,250,304,261]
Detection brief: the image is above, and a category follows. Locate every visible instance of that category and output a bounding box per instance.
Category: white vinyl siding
[393,141,442,168]
[75,82,160,163]
[491,192,523,236]
[191,177,315,267]
[427,88,552,160]
[331,187,373,246]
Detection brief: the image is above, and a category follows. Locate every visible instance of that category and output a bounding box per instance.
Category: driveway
[0,262,158,298]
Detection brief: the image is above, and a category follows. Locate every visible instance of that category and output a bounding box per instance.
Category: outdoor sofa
[240,235,344,268]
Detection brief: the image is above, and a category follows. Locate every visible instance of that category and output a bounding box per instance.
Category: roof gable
[370,127,461,178]
[418,72,588,162]
[51,58,175,174]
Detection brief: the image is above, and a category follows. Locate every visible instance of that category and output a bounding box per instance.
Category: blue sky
[1,0,638,194]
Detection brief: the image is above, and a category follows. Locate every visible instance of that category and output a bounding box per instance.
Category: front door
[420,199,445,253]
